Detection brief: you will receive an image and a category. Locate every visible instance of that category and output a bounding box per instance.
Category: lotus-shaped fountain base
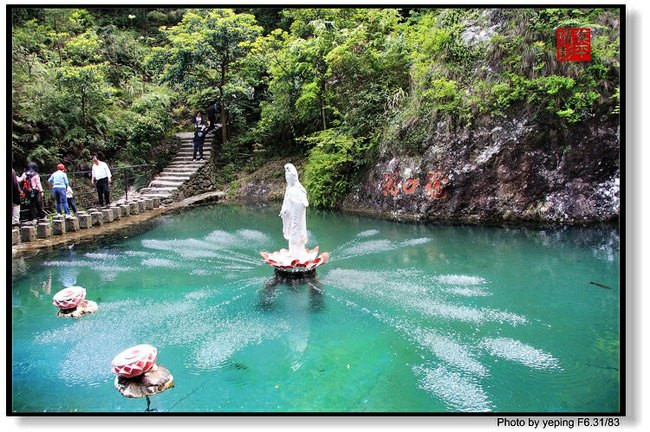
[114,364,174,399]
[261,246,329,278]
[56,300,98,318]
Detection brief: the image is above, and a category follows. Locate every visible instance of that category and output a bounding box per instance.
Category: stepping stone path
[139,131,214,202]
[12,131,222,249]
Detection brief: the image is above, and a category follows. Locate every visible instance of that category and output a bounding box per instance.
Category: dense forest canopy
[11,7,620,207]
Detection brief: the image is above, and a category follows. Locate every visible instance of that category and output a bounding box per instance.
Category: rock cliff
[341,113,619,224]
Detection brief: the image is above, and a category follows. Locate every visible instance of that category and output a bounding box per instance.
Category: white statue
[260,163,329,272]
[280,163,309,259]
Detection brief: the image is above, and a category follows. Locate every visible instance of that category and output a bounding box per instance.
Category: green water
[11,203,620,413]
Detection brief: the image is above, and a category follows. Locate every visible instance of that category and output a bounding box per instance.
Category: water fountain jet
[261,164,329,278]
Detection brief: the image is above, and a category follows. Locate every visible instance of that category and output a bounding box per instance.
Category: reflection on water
[259,276,325,313]
[11,204,620,413]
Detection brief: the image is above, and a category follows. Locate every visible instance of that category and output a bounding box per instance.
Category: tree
[155,9,262,151]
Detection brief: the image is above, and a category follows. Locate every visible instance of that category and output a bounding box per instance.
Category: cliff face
[342,112,619,224]
[336,8,621,225]
[233,8,620,225]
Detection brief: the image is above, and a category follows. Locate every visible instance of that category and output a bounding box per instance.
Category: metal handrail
[17,164,154,219]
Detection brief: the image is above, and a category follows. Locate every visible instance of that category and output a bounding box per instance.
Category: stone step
[155,174,192,180]
[163,165,198,171]
[179,146,213,151]
[179,142,212,146]
[178,150,212,155]
[161,169,197,175]
[174,155,208,161]
[140,186,177,194]
[141,192,172,198]
[179,137,214,144]
[150,179,185,187]
[169,161,206,167]
[171,157,208,162]
[167,165,204,170]
[169,159,206,163]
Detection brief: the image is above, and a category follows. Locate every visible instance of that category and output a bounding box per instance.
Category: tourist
[193,124,207,161]
[91,154,112,207]
[66,185,78,214]
[193,111,205,130]
[206,101,219,132]
[17,162,45,222]
[11,169,23,226]
[48,163,70,216]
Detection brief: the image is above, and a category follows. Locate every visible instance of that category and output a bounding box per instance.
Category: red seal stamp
[556,28,591,62]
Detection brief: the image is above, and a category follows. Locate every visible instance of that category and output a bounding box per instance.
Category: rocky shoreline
[230,112,620,226]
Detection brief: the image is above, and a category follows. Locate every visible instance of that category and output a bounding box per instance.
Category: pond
[11,203,620,413]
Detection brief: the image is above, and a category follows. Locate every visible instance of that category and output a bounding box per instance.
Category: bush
[303,128,371,208]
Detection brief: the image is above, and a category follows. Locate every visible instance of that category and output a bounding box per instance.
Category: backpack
[22,172,35,197]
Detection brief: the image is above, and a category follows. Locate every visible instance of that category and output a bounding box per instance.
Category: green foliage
[303,128,371,208]
[11,8,176,171]
[12,7,620,209]
[150,9,262,150]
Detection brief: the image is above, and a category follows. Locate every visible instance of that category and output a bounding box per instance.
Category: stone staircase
[139,131,214,201]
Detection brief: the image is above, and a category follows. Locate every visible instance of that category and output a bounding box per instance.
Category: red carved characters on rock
[380,170,449,200]
[382,173,400,197]
[424,171,449,200]
[402,178,420,195]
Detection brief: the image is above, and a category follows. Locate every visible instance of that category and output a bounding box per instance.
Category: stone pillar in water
[52,219,66,235]
[65,216,80,232]
[129,201,140,215]
[102,208,114,223]
[137,200,146,213]
[145,199,154,210]
[78,213,92,229]
[110,206,121,220]
[152,197,161,208]
[119,204,130,218]
[37,223,52,239]
[21,225,36,242]
[12,228,21,245]
[91,211,104,226]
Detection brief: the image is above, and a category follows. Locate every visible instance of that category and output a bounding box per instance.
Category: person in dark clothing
[17,162,45,222]
[193,125,207,161]
[11,169,23,226]
[206,101,219,133]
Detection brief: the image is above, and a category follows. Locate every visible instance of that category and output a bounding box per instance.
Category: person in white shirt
[91,154,112,207]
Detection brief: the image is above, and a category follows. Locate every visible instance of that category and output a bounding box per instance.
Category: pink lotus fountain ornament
[52,286,86,309]
[111,344,158,379]
[112,344,174,411]
[52,286,98,318]
[261,163,329,277]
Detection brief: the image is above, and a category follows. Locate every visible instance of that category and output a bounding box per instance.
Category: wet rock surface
[342,114,620,224]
